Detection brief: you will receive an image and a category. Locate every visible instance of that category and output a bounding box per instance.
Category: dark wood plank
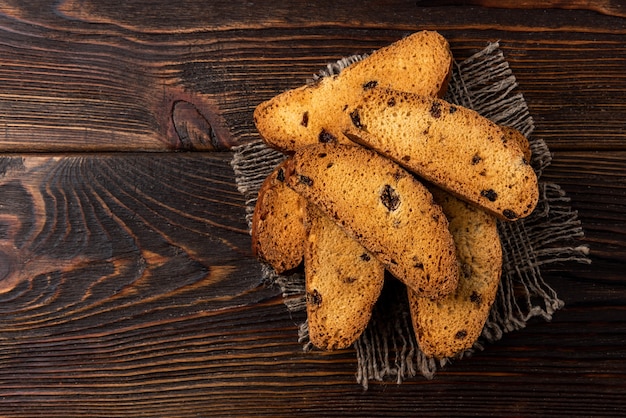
[0,153,274,317]
[0,2,625,151]
[0,150,623,416]
[0,0,625,416]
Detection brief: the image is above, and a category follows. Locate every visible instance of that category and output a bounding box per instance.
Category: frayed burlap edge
[230,42,591,388]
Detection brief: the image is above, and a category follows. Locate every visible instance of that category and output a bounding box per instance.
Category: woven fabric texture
[230,42,591,388]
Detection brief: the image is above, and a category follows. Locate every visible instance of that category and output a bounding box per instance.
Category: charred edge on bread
[276,168,285,182]
[360,253,371,262]
[300,111,309,127]
[471,154,482,165]
[429,101,442,118]
[381,184,400,211]
[318,129,337,143]
[480,189,498,202]
[363,80,378,89]
[307,289,322,307]
[503,209,518,220]
[299,175,314,186]
[350,109,363,128]
[454,330,468,340]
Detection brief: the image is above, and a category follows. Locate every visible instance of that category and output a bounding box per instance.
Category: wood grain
[0,150,622,416]
[1,2,625,152]
[0,0,625,416]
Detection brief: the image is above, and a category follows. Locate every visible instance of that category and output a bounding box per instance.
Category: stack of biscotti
[251,30,539,359]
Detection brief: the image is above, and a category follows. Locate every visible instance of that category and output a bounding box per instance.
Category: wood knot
[172,100,222,151]
[159,86,234,149]
[0,250,11,281]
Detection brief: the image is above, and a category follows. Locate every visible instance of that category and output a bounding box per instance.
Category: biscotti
[251,162,306,273]
[254,30,453,153]
[305,204,385,350]
[343,88,539,220]
[501,125,532,162]
[408,188,503,359]
[283,143,459,299]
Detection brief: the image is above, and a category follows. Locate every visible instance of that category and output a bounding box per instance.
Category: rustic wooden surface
[0,1,625,416]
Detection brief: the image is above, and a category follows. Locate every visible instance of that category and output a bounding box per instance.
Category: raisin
[470,291,482,306]
[481,189,498,202]
[276,168,285,182]
[301,111,309,127]
[471,154,482,165]
[380,184,400,211]
[449,105,457,114]
[318,129,336,143]
[454,330,468,340]
[360,253,371,262]
[429,101,442,118]
[503,209,518,220]
[387,97,396,107]
[299,175,314,186]
[401,155,411,162]
[363,80,378,89]
[350,109,362,128]
[307,289,322,307]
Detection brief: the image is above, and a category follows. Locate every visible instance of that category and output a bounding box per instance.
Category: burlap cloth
[231,42,591,388]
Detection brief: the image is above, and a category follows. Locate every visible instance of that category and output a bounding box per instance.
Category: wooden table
[1,1,624,416]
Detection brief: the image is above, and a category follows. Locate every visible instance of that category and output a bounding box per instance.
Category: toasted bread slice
[344,88,539,220]
[251,162,306,273]
[408,188,502,359]
[284,143,459,299]
[254,30,453,153]
[501,125,532,162]
[305,204,385,350]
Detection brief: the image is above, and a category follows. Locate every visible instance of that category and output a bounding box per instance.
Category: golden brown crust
[284,143,459,299]
[408,188,503,359]
[251,162,306,273]
[305,204,384,350]
[344,88,539,220]
[501,125,532,162]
